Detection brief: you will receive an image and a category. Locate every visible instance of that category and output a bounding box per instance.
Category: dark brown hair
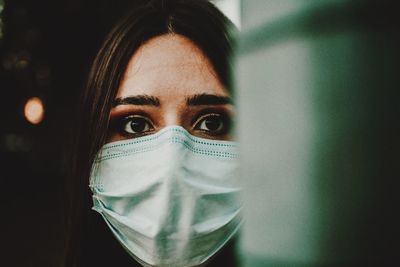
[64,1,236,266]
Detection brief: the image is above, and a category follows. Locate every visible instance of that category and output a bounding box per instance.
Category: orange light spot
[24,97,44,124]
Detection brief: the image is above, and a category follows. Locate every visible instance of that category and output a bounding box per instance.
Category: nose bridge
[161,98,186,127]
[163,111,182,127]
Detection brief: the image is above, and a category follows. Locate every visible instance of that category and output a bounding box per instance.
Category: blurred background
[0,0,145,265]
[0,0,399,266]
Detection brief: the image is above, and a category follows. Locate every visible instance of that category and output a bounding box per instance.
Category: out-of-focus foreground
[237,0,399,266]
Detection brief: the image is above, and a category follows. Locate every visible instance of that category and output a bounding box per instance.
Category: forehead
[116,34,227,98]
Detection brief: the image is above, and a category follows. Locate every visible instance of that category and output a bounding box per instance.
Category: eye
[122,115,154,135]
[193,113,230,136]
[107,114,156,142]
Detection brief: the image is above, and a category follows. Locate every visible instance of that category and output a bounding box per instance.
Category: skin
[107,34,234,142]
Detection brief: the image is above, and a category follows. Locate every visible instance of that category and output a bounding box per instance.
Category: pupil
[130,118,146,132]
[205,117,221,131]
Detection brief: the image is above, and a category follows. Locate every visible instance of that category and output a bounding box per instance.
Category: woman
[64,1,241,266]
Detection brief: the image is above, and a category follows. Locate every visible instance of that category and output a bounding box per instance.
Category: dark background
[0,0,140,266]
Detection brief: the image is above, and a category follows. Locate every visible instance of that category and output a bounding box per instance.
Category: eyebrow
[186,94,232,106]
[112,95,160,107]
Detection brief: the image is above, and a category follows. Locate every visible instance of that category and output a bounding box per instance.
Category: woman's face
[107,34,234,143]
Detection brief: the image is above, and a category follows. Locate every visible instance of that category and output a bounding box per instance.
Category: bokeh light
[24,97,44,124]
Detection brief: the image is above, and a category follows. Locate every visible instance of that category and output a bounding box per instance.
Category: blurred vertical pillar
[236,0,399,265]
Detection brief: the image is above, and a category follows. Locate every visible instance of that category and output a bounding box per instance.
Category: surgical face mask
[89,126,242,267]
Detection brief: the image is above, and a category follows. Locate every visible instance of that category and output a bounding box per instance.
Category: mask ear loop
[89,158,100,190]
